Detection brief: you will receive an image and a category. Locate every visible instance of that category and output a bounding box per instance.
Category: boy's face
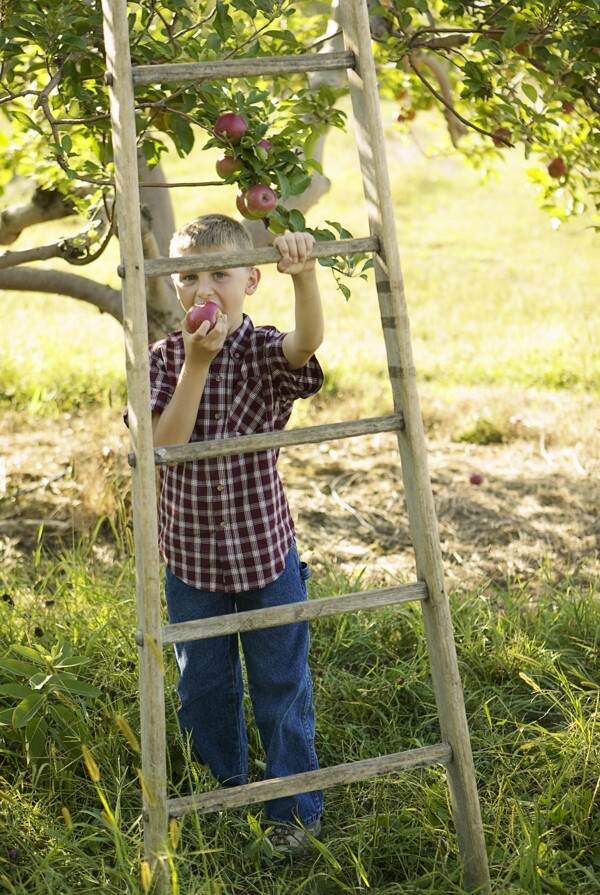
[171,247,260,335]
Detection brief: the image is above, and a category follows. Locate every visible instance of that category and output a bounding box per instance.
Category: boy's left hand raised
[274,231,316,275]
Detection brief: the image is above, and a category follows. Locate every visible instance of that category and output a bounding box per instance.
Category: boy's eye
[180,274,197,284]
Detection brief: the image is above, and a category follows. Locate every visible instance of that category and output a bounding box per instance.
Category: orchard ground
[2,382,598,600]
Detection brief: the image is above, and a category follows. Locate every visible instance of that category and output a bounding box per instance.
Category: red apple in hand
[186,301,222,333]
[213,112,249,144]
[547,157,567,178]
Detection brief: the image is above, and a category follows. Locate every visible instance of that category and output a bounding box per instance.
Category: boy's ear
[245,267,261,294]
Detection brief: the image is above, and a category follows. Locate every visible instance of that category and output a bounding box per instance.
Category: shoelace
[269,827,303,847]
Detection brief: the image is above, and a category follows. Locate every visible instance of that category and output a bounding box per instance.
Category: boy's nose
[195,276,214,298]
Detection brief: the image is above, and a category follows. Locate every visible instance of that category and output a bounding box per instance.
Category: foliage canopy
[0,1,597,330]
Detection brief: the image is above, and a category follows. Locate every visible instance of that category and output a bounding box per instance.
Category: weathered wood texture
[102,0,168,875]
[339,2,490,891]
[103,1,489,891]
[132,51,356,84]
[153,413,404,466]
[167,744,453,817]
[143,236,379,278]
[161,582,428,644]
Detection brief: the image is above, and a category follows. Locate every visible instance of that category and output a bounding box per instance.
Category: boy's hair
[169,214,253,256]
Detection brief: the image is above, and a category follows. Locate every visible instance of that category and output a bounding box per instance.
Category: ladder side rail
[101,0,169,876]
[143,236,379,278]
[160,582,428,644]
[340,2,490,891]
[132,50,356,84]
[168,743,453,817]
[153,413,404,467]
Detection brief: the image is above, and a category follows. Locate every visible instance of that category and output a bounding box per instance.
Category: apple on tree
[236,184,278,220]
[185,301,222,333]
[213,112,249,145]
[215,154,245,179]
[491,126,512,147]
[547,157,567,179]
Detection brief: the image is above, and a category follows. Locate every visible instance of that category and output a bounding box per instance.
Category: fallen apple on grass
[186,301,222,333]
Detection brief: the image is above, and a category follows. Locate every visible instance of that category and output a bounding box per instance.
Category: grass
[1,101,599,893]
[1,545,599,893]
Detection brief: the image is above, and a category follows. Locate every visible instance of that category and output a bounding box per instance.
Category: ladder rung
[161,582,428,644]
[153,413,404,467]
[131,51,356,85]
[142,237,379,279]
[166,743,452,817]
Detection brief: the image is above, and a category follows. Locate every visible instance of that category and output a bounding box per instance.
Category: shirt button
[216,484,224,492]
[220,521,227,529]
[215,375,222,382]
[215,412,222,420]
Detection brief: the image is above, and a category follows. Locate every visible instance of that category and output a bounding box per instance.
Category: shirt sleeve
[149,338,177,415]
[263,328,324,401]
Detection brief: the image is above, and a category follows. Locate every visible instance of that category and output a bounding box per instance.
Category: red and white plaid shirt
[148,315,323,592]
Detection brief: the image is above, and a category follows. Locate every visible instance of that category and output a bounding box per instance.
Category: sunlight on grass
[1,101,597,415]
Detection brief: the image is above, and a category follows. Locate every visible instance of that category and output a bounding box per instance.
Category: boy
[150,214,324,858]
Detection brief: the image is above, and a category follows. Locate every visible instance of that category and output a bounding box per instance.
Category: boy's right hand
[181,312,229,365]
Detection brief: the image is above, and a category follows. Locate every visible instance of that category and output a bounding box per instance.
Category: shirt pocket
[227,374,271,435]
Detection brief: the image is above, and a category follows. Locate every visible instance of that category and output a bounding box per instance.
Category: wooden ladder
[101,0,490,890]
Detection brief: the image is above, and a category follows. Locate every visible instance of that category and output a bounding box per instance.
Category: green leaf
[25,715,48,765]
[169,116,195,157]
[0,657,42,678]
[13,692,46,728]
[54,673,101,698]
[522,83,538,103]
[55,655,92,669]
[274,170,292,202]
[287,209,307,232]
[0,683,36,699]
[29,673,54,690]
[12,644,48,665]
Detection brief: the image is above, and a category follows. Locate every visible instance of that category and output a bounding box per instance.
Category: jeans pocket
[299,560,311,582]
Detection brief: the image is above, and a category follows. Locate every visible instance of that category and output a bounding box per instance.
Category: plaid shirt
[149,315,323,592]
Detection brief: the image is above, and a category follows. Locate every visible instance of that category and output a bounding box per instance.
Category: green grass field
[1,104,599,894]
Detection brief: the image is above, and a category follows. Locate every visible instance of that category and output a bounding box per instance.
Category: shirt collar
[224,314,253,357]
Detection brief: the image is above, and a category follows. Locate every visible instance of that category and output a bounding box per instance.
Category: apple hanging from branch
[547,157,567,179]
[213,112,249,145]
[236,184,278,220]
[215,154,245,179]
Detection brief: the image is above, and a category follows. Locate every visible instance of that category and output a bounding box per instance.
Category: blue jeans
[164,545,323,826]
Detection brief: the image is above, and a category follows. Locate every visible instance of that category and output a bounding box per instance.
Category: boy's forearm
[283,269,324,368]
[152,360,209,447]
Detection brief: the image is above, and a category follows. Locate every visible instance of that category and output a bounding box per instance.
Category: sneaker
[266,819,322,861]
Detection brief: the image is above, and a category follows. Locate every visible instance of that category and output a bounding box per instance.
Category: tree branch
[0,188,81,245]
[0,243,62,270]
[0,267,123,322]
